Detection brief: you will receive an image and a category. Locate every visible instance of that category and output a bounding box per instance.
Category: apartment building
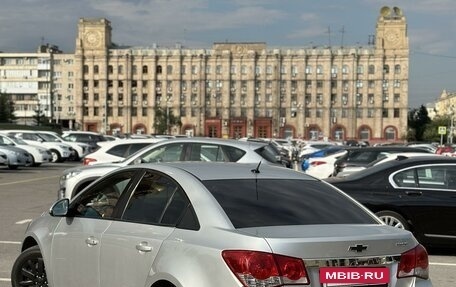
[1,6,409,141]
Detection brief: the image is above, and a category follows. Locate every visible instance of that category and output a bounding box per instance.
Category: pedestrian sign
[438,126,447,135]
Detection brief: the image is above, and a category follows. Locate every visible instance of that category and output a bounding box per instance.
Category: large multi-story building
[2,6,409,142]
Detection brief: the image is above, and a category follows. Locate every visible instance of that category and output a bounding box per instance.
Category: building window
[368,94,374,104]
[142,65,148,74]
[394,64,401,74]
[356,108,363,118]
[230,65,236,74]
[367,108,374,118]
[368,80,375,89]
[108,65,113,74]
[93,107,99,116]
[216,65,222,74]
[394,80,401,88]
[394,108,400,118]
[382,108,389,118]
[357,65,364,74]
[341,108,348,118]
[385,127,396,140]
[83,107,89,116]
[156,65,162,74]
[383,65,390,74]
[280,65,287,74]
[142,107,147,117]
[241,65,247,75]
[83,65,89,74]
[107,107,113,117]
[167,65,173,74]
[118,107,123,116]
[118,65,123,75]
[316,65,323,74]
[131,107,137,117]
[342,65,349,74]
[192,65,198,74]
[316,81,323,89]
[93,65,99,74]
[394,93,400,103]
[305,65,312,74]
[368,65,375,74]
[181,65,186,74]
[359,128,370,140]
[316,109,322,118]
[255,66,261,75]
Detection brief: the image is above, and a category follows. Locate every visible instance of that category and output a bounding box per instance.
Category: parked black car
[326,155,456,248]
[332,146,431,176]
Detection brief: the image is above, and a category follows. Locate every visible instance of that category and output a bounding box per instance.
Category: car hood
[63,162,125,174]
[239,224,416,258]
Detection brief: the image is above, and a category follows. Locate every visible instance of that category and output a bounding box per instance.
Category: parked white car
[82,138,166,165]
[4,130,73,162]
[0,133,52,166]
[35,131,91,161]
[303,147,348,179]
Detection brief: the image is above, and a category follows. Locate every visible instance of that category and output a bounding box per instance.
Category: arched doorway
[358,125,372,141]
[384,126,398,141]
[133,123,147,135]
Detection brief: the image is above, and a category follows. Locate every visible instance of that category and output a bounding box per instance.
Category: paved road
[0,162,455,287]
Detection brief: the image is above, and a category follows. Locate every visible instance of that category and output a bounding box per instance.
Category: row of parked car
[12,136,435,287]
[0,130,114,169]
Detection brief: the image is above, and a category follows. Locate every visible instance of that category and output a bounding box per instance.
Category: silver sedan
[12,162,432,287]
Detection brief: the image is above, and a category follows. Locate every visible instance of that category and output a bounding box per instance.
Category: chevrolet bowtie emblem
[349,244,368,253]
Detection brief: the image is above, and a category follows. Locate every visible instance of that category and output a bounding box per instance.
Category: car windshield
[10,137,27,145]
[38,133,60,142]
[203,179,377,228]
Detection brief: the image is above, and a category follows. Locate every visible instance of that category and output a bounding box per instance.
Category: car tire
[11,245,48,287]
[376,210,410,230]
[50,150,61,163]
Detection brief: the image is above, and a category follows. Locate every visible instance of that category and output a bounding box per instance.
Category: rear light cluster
[222,250,309,287]
[310,161,327,167]
[83,157,97,165]
[397,244,429,279]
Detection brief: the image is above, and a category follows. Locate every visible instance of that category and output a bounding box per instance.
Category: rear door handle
[136,241,152,253]
[405,190,422,196]
[85,236,99,246]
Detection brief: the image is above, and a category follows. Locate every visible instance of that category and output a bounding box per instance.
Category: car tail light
[397,244,429,279]
[310,161,326,166]
[83,157,97,165]
[222,250,309,286]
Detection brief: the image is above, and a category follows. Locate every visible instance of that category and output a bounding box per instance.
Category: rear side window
[203,179,377,228]
[255,145,279,164]
[107,144,131,157]
[221,145,246,162]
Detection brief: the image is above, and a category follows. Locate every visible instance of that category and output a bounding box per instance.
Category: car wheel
[11,245,48,287]
[50,150,61,163]
[376,210,410,230]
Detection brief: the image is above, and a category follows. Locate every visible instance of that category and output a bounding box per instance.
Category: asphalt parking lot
[0,162,455,287]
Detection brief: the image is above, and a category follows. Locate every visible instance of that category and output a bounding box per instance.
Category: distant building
[1,6,409,141]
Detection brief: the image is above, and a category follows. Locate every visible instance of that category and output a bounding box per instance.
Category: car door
[51,170,138,287]
[99,169,190,287]
[391,164,456,242]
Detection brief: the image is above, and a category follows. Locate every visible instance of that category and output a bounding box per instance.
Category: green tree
[32,108,48,126]
[423,114,451,143]
[153,106,182,134]
[407,105,431,141]
[0,93,16,123]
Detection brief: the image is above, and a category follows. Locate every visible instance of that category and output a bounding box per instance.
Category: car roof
[126,161,315,181]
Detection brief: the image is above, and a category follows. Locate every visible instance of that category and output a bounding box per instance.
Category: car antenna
[251,161,262,174]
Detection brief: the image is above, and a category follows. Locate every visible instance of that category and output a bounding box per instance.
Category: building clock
[384,30,400,47]
[84,31,101,48]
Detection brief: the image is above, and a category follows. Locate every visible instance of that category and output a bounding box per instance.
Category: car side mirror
[49,198,69,217]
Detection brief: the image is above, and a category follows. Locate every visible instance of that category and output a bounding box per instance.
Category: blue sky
[1,0,455,108]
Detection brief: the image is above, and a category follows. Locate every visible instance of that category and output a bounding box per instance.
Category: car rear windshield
[203,179,377,228]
